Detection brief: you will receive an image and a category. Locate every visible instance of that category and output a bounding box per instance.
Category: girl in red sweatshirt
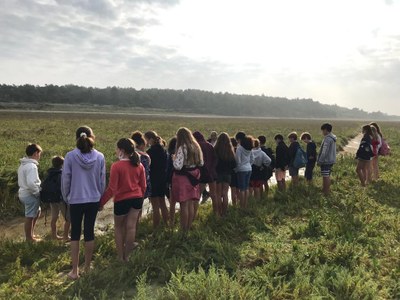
[100,138,146,262]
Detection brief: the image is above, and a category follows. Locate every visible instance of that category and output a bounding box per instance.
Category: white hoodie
[18,157,41,198]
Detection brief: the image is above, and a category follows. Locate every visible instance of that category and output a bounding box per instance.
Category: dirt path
[0,134,361,241]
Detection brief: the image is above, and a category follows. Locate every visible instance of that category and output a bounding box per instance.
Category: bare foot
[52,235,63,240]
[67,271,79,281]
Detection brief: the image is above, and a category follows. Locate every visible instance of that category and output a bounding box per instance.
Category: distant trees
[0,84,393,120]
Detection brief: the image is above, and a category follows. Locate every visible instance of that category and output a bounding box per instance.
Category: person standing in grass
[300,132,317,183]
[166,137,177,226]
[274,134,290,192]
[144,131,168,229]
[41,156,71,241]
[100,138,146,262]
[258,135,275,196]
[230,137,239,206]
[287,132,301,186]
[18,143,42,242]
[317,123,337,195]
[193,131,218,216]
[235,132,254,209]
[250,138,272,200]
[369,123,382,181]
[214,132,236,216]
[62,126,106,280]
[172,127,203,231]
[356,125,374,187]
[207,131,218,147]
[131,131,151,200]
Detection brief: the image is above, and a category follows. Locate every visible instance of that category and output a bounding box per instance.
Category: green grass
[0,112,399,299]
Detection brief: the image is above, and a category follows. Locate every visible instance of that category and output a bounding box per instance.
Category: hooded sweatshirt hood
[235,145,254,172]
[193,131,206,143]
[72,148,98,169]
[20,157,39,166]
[252,148,272,167]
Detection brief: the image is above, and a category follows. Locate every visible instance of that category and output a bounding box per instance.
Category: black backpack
[40,170,63,203]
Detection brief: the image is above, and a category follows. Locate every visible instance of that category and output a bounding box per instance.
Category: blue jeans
[237,171,252,191]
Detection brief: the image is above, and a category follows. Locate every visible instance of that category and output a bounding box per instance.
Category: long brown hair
[215,132,235,161]
[370,122,383,137]
[362,125,373,137]
[370,125,379,141]
[176,127,203,166]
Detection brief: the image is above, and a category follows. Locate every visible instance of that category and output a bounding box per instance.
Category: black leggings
[69,202,99,242]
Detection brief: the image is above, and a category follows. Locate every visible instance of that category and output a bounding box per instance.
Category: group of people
[17,122,389,280]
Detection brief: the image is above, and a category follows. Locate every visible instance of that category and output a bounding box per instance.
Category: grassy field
[0,112,399,299]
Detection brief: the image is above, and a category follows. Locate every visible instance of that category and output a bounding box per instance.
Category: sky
[1,0,399,115]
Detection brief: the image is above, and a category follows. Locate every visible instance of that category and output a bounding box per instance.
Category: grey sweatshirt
[317,133,337,165]
[235,145,255,172]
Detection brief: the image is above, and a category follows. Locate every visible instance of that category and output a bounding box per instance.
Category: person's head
[235,131,246,144]
[274,134,284,144]
[321,123,333,136]
[131,131,146,151]
[300,132,312,143]
[76,126,95,154]
[258,135,267,146]
[168,136,177,155]
[26,143,42,160]
[362,125,373,137]
[241,136,254,151]
[144,131,162,146]
[116,138,140,166]
[230,137,238,149]
[370,122,382,137]
[370,125,379,140]
[214,132,235,161]
[51,156,64,169]
[210,131,218,142]
[288,132,298,143]
[253,139,260,149]
[176,127,203,166]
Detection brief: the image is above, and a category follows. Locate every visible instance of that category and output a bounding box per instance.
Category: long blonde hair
[176,127,203,166]
[371,125,379,141]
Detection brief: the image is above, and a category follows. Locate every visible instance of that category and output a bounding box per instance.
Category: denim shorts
[237,171,252,191]
[20,195,41,218]
[289,167,299,177]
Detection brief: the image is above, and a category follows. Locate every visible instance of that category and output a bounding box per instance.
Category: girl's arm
[139,164,147,196]
[61,154,72,203]
[100,163,118,207]
[100,155,106,195]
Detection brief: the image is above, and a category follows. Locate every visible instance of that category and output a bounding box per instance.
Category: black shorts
[114,198,144,216]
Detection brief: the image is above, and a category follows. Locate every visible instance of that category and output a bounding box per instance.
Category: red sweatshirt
[100,160,146,207]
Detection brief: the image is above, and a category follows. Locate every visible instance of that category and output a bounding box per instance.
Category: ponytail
[117,138,140,167]
[76,126,95,153]
[144,131,162,145]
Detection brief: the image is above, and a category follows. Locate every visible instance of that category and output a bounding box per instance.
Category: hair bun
[80,132,87,138]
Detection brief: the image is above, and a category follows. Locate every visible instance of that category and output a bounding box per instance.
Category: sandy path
[0,135,361,241]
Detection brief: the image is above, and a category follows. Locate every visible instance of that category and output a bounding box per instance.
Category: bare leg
[231,187,237,206]
[84,241,95,273]
[68,241,80,279]
[188,200,196,229]
[114,215,126,261]
[51,215,61,240]
[169,198,176,227]
[291,176,299,186]
[208,181,218,215]
[356,161,366,186]
[239,190,246,209]
[322,177,331,195]
[31,210,40,240]
[124,208,140,260]
[264,181,269,197]
[254,187,261,200]
[63,221,71,241]
[158,197,169,226]
[24,217,34,241]
[180,201,189,231]
[150,197,161,228]
[216,183,222,215]
[221,183,229,216]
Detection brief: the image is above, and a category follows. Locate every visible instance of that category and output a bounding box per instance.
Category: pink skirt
[171,169,201,203]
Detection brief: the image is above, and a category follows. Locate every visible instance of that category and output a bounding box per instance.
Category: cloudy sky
[1,0,399,114]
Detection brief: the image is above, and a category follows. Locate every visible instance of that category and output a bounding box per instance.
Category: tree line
[0,84,396,120]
